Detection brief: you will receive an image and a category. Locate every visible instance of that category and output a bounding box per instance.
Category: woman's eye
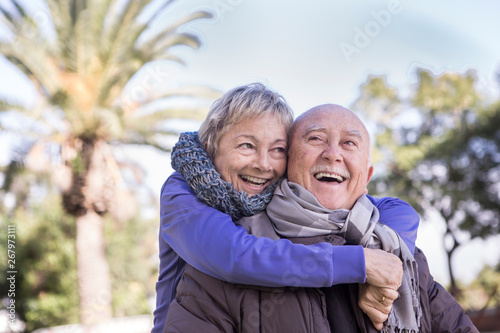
[239,143,253,149]
[274,147,286,153]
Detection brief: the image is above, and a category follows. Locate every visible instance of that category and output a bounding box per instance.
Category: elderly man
[273,103,477,332]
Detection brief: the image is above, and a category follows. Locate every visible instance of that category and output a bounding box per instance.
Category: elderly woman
[152,83,420,332]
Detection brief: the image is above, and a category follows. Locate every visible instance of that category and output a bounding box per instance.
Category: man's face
[287,105,374,210]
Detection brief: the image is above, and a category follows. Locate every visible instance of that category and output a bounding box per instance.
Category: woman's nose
[254,151,273,171]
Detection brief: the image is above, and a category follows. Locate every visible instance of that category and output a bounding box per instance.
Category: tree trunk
[76,210,113,324]
[61,138,116,324]
[446,247,460,297]
[445,229,461,297]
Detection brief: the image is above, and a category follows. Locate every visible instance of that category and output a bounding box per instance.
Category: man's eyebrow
[344,129,364,141]
[302,126,364,141]
[302,125,327,137]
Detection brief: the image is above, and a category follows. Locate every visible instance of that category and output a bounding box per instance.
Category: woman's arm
[368,195,420,254]
[160,172,366,287]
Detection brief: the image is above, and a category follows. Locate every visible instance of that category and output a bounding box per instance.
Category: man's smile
[314,172,345,183]
[311,166,350,184]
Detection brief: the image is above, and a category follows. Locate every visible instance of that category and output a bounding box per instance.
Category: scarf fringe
[382,327,418,333]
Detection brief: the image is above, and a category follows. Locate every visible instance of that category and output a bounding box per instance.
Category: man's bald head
[291,104,371,146]
[287,104,374,210]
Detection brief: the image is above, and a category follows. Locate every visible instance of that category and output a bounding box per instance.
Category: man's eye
[308,136,321,141]
[344,140,356,146]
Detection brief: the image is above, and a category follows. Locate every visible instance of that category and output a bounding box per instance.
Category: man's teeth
[314,172,344,182]
[241,175,267,185]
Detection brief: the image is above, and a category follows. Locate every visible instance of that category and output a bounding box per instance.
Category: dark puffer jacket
[414,247,478,333]
[322,247,478,333]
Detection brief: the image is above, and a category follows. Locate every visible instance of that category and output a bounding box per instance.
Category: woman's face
[213,114,288,196]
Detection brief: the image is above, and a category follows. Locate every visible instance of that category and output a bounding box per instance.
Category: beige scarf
[267,180,421,333]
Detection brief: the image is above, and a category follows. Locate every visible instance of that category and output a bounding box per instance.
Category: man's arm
[160,172,368,287]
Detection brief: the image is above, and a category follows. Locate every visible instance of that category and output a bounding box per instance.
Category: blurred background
[0,0,499,332]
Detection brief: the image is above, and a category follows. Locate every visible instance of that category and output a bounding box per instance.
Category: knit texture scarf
[267,180,422,333]
[170,132,281,221]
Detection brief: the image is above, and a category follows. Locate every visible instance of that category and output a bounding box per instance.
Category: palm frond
[11,0,27,20]
[97,59,144,108]
[45,0,76,70]
[1,0,215,146]
[99,0,149,64]
[0,1,61,96]
[0,97,26,113]
[0,44,60,96]
[0,7,15,27]
[92,1,151,107]
[148,32,203,60]
[140,10,212,60]
[0,0,28,28]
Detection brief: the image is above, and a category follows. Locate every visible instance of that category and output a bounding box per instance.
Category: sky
[1,0,500,286]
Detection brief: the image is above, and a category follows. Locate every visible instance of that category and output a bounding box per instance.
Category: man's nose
[321,144,342,162]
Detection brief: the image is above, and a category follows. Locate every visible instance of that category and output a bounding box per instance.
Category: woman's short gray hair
[199,82,294,158]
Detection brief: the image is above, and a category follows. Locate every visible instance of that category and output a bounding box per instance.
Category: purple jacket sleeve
[160,172,366,287]
[367,195,420,254]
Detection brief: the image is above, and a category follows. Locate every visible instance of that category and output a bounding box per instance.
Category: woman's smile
[213,114,288,196]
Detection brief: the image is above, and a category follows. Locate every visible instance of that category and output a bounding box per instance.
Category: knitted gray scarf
[170,132,282,221]
[267,180,421,333]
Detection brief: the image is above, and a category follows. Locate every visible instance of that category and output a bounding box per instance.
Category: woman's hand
[358,283,399,330]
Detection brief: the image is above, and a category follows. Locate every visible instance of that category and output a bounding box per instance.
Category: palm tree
[0,0,218,324]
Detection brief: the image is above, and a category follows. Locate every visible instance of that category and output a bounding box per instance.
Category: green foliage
[0,193,79,332]
[459,263,500,311]
[353,68,500,293]
[104,214,158,318]
[0,174,160,331]
[412,69,480,115]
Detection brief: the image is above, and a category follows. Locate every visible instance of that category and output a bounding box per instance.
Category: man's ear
[366,165,374,188]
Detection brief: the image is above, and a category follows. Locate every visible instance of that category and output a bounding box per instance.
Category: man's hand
[363,248,403,289]
[358,283,399,330]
